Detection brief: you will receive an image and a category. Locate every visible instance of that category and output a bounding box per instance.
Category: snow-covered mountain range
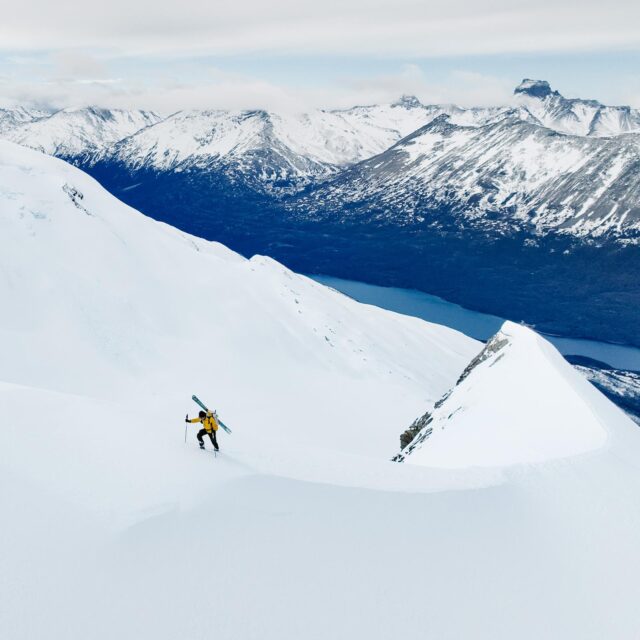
[0,96,504,173]
[293,112,640,240]
[572,359,640,424]
[2,106,161,158]
[2,80,639,346]
[105,98,452,173]
[2,80,638,239]
[2,140,640,639]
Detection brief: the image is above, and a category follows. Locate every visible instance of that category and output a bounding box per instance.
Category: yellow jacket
[189,412,219,433]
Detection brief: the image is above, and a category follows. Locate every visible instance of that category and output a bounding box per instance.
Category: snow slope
[396,322,626,467]
[2,142,640,639]
[0,138,476,455]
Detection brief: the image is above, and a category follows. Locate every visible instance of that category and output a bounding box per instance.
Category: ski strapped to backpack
[192,394,233,434]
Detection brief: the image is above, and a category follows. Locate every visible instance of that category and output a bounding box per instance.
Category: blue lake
[312,275,640,372]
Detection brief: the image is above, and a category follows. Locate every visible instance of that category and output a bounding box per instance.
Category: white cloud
[1,1,638,112]
[0,60,517,113]
[50,51,110,80]
[345,66,513,107]
[1,0,638,57]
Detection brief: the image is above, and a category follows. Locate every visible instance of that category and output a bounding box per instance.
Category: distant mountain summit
[392,94,424,109]
[3,83,638,241]
[514,78,640,136]
[3,107,162,158]
[0,106,50,135]
[514,79,556,99]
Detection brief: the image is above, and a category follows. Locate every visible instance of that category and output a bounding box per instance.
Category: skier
[186,410,220,451]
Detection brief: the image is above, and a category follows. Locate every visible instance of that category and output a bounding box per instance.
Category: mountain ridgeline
[2,80,639,346]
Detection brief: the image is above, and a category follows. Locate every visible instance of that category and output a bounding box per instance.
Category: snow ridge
[395,321,634,468]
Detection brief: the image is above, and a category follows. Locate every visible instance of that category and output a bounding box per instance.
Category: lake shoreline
[311,274,640,372]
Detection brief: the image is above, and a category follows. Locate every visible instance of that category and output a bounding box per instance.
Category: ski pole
[184,414,188,444]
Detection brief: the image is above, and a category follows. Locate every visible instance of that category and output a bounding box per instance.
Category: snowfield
[1,141,640,639]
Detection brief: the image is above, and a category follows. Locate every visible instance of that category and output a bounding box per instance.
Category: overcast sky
[1,0,639,111]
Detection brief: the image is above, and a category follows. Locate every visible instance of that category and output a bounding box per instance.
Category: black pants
[197,428,219,450]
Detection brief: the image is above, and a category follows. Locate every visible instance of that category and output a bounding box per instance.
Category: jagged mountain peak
[514,79,616,111]
[396,112,469,144]
[392,94,424,109]
[242,108,271,121]
[514,79,557,99]
[513,79,640,137]
[60,105,118,116]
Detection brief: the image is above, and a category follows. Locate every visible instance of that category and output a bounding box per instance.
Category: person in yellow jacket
[186,410,220,451]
